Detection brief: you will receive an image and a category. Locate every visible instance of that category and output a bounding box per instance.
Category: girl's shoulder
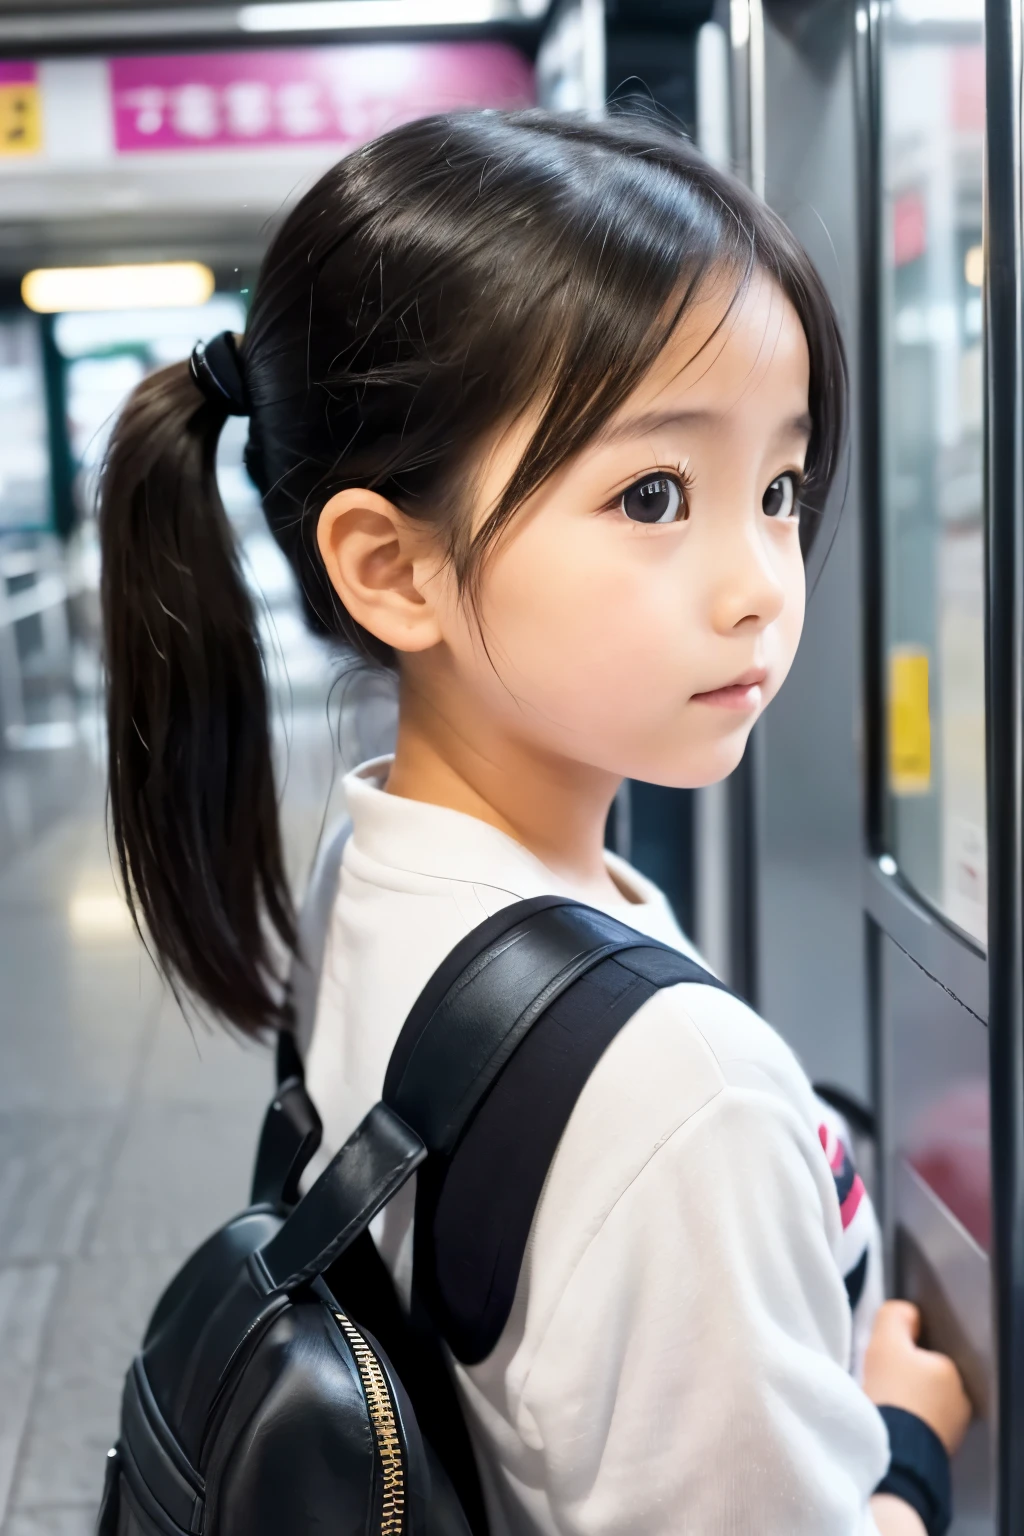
[564,972,827,1190]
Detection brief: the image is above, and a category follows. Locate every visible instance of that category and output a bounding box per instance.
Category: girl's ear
[316,489,445,654]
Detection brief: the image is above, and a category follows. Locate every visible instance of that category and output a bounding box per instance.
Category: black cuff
[874,1405,952,1536]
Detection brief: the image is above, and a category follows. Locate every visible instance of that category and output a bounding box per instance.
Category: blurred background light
[238,0,517,29]
[965,244,984,287]
[21,262,215,315]
[52,296,245,359]
[891,0,983,20]
[68,890,135,940]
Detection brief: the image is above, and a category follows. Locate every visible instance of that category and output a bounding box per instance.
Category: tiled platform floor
[0,706,344,1535]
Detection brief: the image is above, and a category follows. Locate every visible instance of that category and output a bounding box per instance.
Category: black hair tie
[189,331,250,416]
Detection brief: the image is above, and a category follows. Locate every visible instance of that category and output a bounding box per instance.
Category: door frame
[983,0,1024,1522]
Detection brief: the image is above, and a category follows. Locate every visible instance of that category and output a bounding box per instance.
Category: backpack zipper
[334,1310,405,1536]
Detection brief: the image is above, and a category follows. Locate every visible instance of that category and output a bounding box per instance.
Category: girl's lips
[691,669,767,711]
[691,681,764,711]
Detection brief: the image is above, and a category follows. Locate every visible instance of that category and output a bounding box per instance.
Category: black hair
[99,108,846,1037]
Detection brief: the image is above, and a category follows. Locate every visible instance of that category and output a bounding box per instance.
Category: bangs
[450,113,845,582]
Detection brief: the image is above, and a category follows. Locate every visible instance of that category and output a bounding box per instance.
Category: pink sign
[110,44,534,154]
[0,61,36,85]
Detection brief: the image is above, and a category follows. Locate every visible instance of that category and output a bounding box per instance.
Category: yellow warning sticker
[889,647,932,795]
[0,81,42,157]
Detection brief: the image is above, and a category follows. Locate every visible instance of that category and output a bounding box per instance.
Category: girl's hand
[863,1299,972,1454]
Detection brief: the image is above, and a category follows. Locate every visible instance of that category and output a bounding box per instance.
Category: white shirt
[305,759,890,1536]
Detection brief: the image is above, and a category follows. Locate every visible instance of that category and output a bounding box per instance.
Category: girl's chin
[611,743,750,791]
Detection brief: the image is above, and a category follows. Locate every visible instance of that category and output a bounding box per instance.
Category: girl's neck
[384,680,624,903]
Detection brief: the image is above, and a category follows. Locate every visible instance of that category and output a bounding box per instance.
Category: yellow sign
[889,647,932,795]
[0,80,42,157]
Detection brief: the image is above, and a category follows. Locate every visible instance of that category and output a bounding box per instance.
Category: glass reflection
[881,11,986,946]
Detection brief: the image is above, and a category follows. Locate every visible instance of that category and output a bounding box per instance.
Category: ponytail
[99,360,295,1037]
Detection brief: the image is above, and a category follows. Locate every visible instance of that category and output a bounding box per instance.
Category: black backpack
[96,895,725,1536]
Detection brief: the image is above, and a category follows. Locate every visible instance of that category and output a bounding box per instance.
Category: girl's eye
[762,472,799,520]
[620,473,687,525]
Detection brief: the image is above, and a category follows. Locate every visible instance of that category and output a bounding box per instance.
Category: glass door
[870,0,1024,1523]
[880,20,986,948]
[868,0,997,1529]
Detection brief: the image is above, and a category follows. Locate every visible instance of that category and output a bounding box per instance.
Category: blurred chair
[0,538,77,750]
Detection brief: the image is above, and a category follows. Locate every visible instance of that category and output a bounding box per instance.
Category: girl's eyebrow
[596,408,814,445]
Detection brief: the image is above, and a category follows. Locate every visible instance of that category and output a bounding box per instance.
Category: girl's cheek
[780,546,808,656]
[470,543,697,720]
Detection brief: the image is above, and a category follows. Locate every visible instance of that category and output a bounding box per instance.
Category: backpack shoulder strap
[382,896,728,1364]
[383,895,722,1154]
[255,897,724,1328]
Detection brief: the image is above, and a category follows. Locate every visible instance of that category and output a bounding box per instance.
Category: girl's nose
[707,521,787,635]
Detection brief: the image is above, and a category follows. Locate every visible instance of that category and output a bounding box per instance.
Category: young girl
[100,111,969,1534]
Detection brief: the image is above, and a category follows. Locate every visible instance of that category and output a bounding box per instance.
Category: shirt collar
[343,755,662,911]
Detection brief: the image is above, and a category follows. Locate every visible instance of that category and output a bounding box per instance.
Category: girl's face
[421,271,813,789]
